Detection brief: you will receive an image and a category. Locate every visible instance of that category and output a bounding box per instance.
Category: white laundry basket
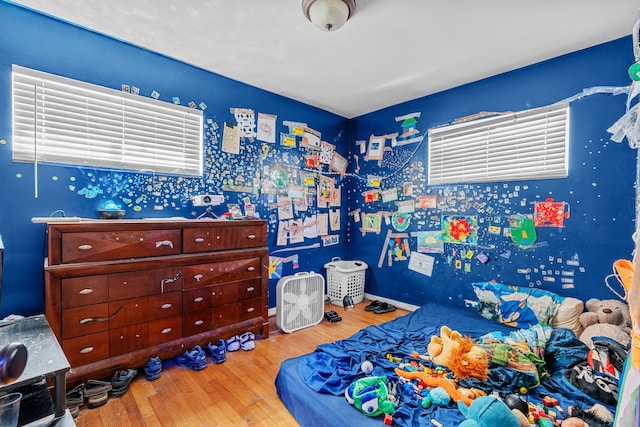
[324,258,368,306]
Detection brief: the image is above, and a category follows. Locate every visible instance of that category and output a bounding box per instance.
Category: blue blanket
[275,303,609,427]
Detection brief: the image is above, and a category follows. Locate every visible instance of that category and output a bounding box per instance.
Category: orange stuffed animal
[427,326,489,381]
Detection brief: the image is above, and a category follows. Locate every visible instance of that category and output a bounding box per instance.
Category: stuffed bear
[578,298,631,348]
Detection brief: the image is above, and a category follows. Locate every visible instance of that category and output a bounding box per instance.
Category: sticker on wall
[534,198,570,227]
[508,214,537,249]
[416,231,444,253]
[395,112,424,146]
[257,113,277,143]
[441,215,478,245]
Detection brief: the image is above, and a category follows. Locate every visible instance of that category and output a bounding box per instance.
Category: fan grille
[276,273,325,333]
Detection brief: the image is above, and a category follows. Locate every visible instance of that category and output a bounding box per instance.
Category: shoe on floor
[225,335,240,352]
[86,391,109,409]
[373,302,396,314]
[144,356,162,381]
[240,332,255,351]
[66,383,84,417]
[206,339,226,364]
[177,345,207,371]
[365,300,383,312]
[83,379,111,398]
[110,369,137,397]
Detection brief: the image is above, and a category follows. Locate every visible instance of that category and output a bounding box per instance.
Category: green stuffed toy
[458,395,521,427]
[344,376,395,417]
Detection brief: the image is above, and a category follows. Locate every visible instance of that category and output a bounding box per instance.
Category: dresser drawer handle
[247,234,256,239]
[79,288,94,295]
[80,346,94,354]
[194,237,205,243]
[247,266,256,272]
[194,297,204,303]
[246,307,255,313]
[194,320,204,326]
[78,244,92,251]
[79,306,123,324]
[160,271,182,293]
[194,274,204,281]
[161,303,172,309]
[155,240,174,248]
[161,328,172,334]
[246,287,255,292]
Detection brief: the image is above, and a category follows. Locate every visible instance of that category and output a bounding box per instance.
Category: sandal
[83,379,111,398]
[365,300,383,312]
[225,335,240,352]
[240,332,255,351]
[373,302,396,314]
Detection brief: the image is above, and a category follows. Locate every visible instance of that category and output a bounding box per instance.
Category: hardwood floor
[72,302,407,426]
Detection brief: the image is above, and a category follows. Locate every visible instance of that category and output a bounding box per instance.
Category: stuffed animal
[344,376,395,418]
[394,368,476,407]
[578,298,632,348]
[427,326,489,380]
[560,403,613,427]
[457,395,522,427]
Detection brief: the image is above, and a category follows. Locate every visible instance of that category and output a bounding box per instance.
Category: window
[428,102,569,185]
[12,65,203,176]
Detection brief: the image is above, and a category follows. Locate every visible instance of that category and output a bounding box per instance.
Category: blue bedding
[275,303,614,427]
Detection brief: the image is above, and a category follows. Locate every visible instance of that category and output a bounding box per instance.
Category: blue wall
[0,2,349,317]
[347,37,637,307]
[0,1,636,318]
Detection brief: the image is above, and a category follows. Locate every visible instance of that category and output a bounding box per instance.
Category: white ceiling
[10,0,640,118]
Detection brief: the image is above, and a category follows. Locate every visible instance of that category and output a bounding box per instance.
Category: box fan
[276,272,324,333]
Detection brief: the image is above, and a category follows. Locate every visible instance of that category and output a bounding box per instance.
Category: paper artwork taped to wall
[381,188,398,203]
[270,167,288,189]
[303,216,318,239]
[330,152,348,175]
[280,133,297,148]
[305,154,321,169]
[230,108,257,141]
[277,196,293,220]
[329,209,340,231]
[367,176,382,188]
[363,189,380,204]
[441,215,478,245]
[318,175,335,204]
[365,135,386,162]
[319,141,335,164]
[330,186,341,207]
[417,195,438,209]
[257,113,277,143]
[322,235,340,247]
[402,182,413,197]
[222,122,241,154]
[287,219,304,244]
[388,237,409,262]
[316,213,329,236]
[509,214,537,249]
[396,199,415,214]
[301,127,321,150]
[269,257,283,279]
[394,112,424,146]
[361,212,382,235]
[416,231,444,253]
[534,198,570,227]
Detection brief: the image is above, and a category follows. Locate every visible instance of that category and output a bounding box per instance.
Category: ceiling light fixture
[302,0,356,32]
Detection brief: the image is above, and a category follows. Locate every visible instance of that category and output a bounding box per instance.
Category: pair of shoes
[83,379,111,409]
[373,302,396,314]
[144,356,162,381]
[65,383,84,418]
[206,339,226,364]
[365,300,384,312]
[176,345,207,371]
[225,335,241,352]
[110,369,137,397]
[240,332,255,351]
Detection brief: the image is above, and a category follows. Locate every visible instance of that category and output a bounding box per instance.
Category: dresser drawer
[183,309,213,336]
[62,303,110,339]
[148,292,182,321]
[239,298,262,322]
[61,229,182,263]
[238,278,261,300]
[211,282,239,306]
[110,324,149,357]
[63,332,109,367]
[183,224,266,253]
[109,270,158,301]
[183,258,261,289]
[108,298,148,329]
[149,315,182,346]
[61,275,108,308]
[213,304,240,328]
[183,287,212,312]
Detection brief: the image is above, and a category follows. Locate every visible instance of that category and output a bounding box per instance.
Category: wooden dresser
[44,219,269,385]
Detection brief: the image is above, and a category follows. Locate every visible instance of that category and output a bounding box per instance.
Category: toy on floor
[344,376,395,418]
[427,325,489,380]
[394,368,479,407]
[560,403,613,427]
[457,395,521,427]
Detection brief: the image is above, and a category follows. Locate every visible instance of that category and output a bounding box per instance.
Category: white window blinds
[428,103,569,185]
[12,65,203,177]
